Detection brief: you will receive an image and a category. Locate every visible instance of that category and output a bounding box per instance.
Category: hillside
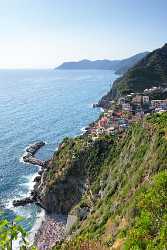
[55,52,148,72]
[115,52,150,75]
[99,44,167,105]
[34,112,167,250]
[55,59,120,70]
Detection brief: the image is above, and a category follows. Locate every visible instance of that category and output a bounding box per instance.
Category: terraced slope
[37,112,167,250]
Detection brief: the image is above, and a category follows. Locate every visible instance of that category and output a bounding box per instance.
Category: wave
[11,209,45,250]
[4,171,40,211]
[28,208,45,243]
[80,127,87,135]
[4,171,44,249]
[20,172,40,196]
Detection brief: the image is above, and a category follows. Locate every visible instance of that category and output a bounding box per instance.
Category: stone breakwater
[13,141,48,207]
[22,141,47,167]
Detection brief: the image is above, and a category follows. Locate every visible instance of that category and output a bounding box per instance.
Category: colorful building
[143,95,150,103]
[122,103,131,111]
[132,95,143,104]
[151,99,167,108]
[98,116,108,127]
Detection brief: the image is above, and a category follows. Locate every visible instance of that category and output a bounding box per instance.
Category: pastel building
[151,99,167,108]
[132,95,143,104]
[122,103,131,111]
[143,96,150,103]
[98,116,108,127]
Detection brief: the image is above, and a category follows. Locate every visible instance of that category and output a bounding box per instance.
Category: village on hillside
[89,86,167,139]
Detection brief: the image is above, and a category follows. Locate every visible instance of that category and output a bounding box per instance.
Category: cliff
[98,43,167,107]
[35,135,114,214]
[52,112,167,250]
[33,44,167,249]
[35,112,167,250]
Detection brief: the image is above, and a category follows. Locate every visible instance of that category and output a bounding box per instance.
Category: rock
[77,206,90,220]
[34,175,41,182]
[30,189,39,199]
[38,170,43,175]
[23,156,46,167]
[26,141,45,156]
[13,197,35,207]
[22,141,47,167]
[66,215,78,234]
[93,103,98,108]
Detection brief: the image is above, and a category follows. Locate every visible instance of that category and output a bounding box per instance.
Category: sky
[0,0,166,68]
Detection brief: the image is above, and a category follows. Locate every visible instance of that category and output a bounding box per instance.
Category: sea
[0,69,117,241]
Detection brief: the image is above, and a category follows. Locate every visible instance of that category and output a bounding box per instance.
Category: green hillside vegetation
[99,43,167,104]
[0,214,36,249]
[113,43,167,97]
[37,134,115,214]
[53,112,167,250]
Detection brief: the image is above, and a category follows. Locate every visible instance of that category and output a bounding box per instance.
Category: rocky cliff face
[52,112,167,250]
[35,136,113,214]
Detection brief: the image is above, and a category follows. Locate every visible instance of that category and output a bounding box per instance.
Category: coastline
[30,111,106,248]
[17,86,165,248]
[0,69,119,249]
[14,112,104,248]
[12,95,107,249]
[28,208,46,245]
[33,121,101,247]
[33,213,67,250]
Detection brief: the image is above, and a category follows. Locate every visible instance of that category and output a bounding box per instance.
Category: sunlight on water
[0,69,117,235]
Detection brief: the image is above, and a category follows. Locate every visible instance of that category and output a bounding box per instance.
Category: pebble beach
[34,214,67,250]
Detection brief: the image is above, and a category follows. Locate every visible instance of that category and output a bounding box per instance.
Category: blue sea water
[0,69,117,234]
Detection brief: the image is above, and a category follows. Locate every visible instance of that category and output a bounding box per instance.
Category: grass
[51,112,167,249]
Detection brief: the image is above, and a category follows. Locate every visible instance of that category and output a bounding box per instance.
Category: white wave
[5,171,40,211]
[80,127,86,133]
[20,172,40,195]
[54,146,59,152]
[19,144,30,164]
[80,127,87,135]
[13,210,45,250]
[4,172,45,249]
[91,103,95,108]
[19,152,29,164]
[5,190,27,210]
[28,208,45,243]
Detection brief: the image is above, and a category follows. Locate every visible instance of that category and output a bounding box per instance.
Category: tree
[0,213,36,250]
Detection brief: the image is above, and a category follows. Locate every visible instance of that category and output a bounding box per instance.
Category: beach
[34,213,67,250]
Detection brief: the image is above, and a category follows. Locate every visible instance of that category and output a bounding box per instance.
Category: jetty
[13,141,47,207]
[22,141,47,167]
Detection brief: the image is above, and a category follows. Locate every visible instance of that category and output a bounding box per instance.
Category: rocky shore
[13,114,108,246]
[12,140,69,249]
[34,214,67,250]
[13,141,48,207]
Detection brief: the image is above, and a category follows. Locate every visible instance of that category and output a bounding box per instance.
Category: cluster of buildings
[90,88,167,139]
[119,93,167,114]
[89,109,130,139]
[151,99,167,112]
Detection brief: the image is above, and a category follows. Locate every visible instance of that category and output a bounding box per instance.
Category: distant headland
[55,52,149,74]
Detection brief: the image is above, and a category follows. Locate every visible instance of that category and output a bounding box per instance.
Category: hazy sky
[0,0,166,68]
